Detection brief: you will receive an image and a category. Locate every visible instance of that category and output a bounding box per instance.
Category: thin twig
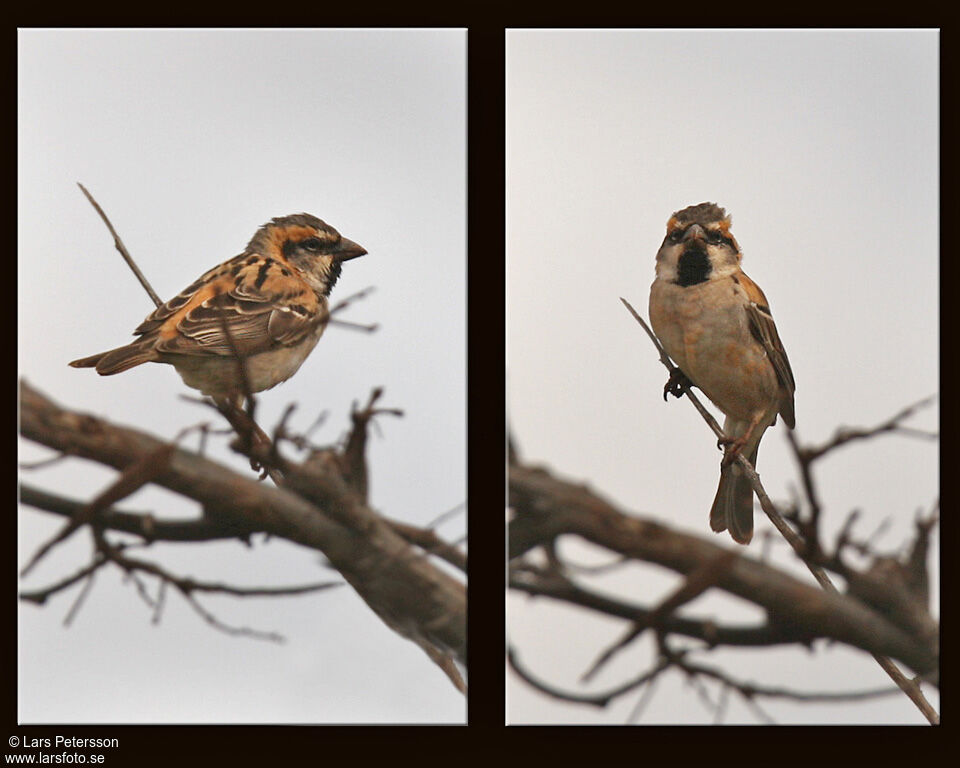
[329,318,379,333]
[20,442,176,577]
[63,569,99,627]
[581,549,737,682]
[19,453,71,471]
[77,183,162,308]
[181,591,285,643]
[100,541,343,600]
[714,683,731,725]
[19,554,108,606]
[626,672,662,723]
[798,396,938,463]
[425,501,466,531]
[329,286,376,315]
[152,578,168,625]
[19,483,258,543]
[508,645,669,708]
[741,694,778,724]
[383,518,467,572]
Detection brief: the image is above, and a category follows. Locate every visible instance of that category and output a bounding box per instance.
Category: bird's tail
[709,440,760,545]
[69,340,159,375]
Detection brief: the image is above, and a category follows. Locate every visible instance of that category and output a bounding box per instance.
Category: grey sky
[18,28,466,724]
[507,29,938,724]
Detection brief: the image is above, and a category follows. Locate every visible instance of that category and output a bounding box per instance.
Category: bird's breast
[650,277,778,422]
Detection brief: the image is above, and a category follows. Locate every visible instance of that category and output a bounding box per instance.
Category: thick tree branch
[19,380,465,680]
[510,565,812,649]
[19,484,257,542]
[508,462,938,680]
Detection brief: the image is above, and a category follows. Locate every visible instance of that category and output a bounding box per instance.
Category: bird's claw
[663,367,692,401]
[717,434,748,465]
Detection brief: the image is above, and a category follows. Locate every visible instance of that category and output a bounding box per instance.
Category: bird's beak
[682,224,705,242]
[336,237,367,262]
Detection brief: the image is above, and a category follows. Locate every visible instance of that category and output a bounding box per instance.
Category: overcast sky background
[18,28,466,724]
[507,29,939,724]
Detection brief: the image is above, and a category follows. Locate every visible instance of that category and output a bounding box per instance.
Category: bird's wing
[136,254,323,358]
[740,271,796,428]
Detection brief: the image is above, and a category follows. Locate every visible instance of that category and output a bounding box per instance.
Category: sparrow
[70,213,366,403]
[648,203,795,544]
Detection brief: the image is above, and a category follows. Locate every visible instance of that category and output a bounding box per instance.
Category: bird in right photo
[649,202,795,546]
[507,28,939,725]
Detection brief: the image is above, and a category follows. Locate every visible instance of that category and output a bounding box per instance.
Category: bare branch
[626,673,662,723]
[99,543,344,599]
[20,442,176,577]
[581,549,738,682]
[508,645,669,708]
[509,462,937,679]
[329,286,376,316]
[20,483,257,543]
[77,182,162,307]
[425,502,466,531]
[797,396,938,463]
[510,565,811,649]
[180,591,285,643]
[19,452,71,471]
[328,318,379,333]
[19,554,109,606]
[89,530,327,642]
[62,563,100,627]
[20,380,465,681]
[152,579,168,625]
[421,644,466,694]
[383,517,467,572]
[665,642,904,704]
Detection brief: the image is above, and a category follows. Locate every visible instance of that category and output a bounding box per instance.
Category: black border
[10,15,954,765]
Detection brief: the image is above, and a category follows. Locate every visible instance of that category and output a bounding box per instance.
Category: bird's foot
[717,434,749,465]
[663,367,692,401]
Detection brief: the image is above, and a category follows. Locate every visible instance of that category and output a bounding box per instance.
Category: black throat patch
[675,246,711,286]
[324,260,343,295]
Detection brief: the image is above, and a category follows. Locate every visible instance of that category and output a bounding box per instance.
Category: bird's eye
[301,237,323,253]
[705,230,723,245]
[668,229,684,243]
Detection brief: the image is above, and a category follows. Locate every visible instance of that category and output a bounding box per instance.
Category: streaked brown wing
[156,294,320,358]
[740,272,796,428]
[134,257,242,336]
[148,256,323,358]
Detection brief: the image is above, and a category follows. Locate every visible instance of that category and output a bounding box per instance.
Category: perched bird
[648,203,795,544]
[70,213,366,403]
